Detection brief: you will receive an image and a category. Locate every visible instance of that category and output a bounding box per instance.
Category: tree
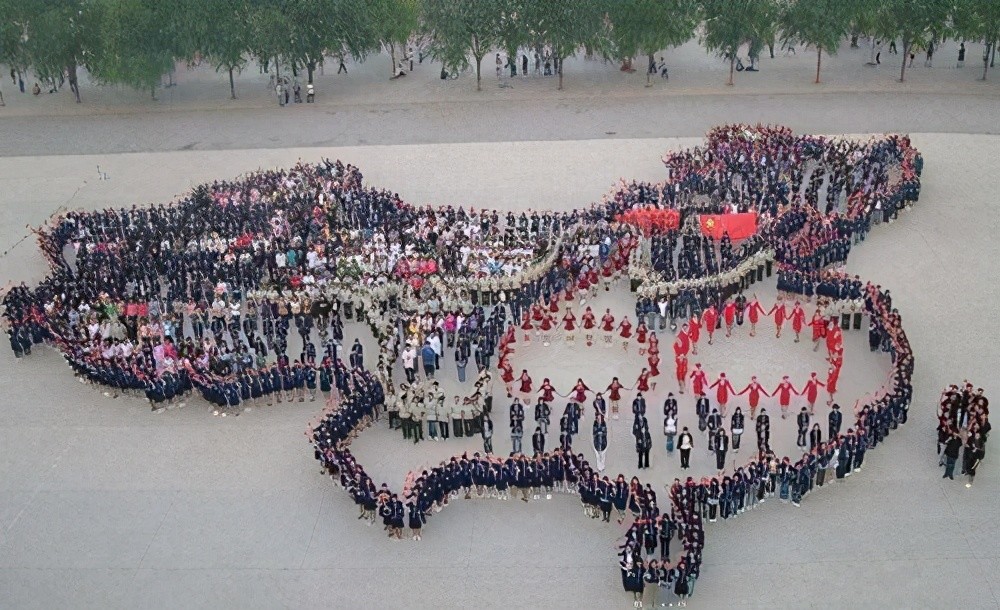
[524,0,608,90]
[370,0,419,77]
[0,0,31,90]
[195,0,251,99]
[19,0,101,102]
[246,2,292,81]
[700,0,779,85]
[952,0,1000,80]
[422,0,507,90]
[780,0,852,83]
[607,0,699,85]
[88,0,178,97]
[873,0,951,82]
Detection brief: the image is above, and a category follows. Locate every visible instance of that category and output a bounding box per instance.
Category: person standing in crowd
[730,406,744,453]
[678,427,693,469]
[714,427,728,473]
[942,431,962,480]
[420,341,436,379]
[593,413,608,472]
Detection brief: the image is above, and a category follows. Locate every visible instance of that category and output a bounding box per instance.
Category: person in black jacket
[714,428,729,472]
[942,432,962,479]
[730,406,745,452]
[796,407,810,448]
[637,425,652,469]
[531,426,545,455]
[593,414,608,472]
[828,403,843,438]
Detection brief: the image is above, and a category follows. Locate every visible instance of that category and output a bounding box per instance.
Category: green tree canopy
[422,0,508,90]
[700,0,779,85]
[607,0,699,84]
[952,0,1000,80]
[780,0,853,83]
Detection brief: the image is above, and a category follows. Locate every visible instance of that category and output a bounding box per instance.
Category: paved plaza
[1,42,999,609]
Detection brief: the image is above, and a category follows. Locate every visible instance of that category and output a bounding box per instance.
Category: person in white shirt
[427,333,442,370]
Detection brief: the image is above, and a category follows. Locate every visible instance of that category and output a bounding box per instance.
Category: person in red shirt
[618,315,633,352]
[738,375,770,418]
[636,321,649,355]
[576,274,590,305]
[600,309,615,347]
[675,353,688,394]
[702,305,719,345]
[773,376,798,419]
[769,299,788,339]
[745,296,768,337]
[548,291,560,313]
[825,322,842,355]
[519,370,533,395]
[562,308,577,343]
[688,315,701,355]
[710,372,736,415]
[582,306,597,346]
[809,311,827,351]
[605,377,625,419]
[689,362,708,396]
[790,301,806,342]
[502,323,516,349]
[570,379,590,403]
[801,372,825,415]
[648,331,659,357]
[723,300,738,337]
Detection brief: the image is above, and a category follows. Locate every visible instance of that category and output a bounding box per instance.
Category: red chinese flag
[699,212,757,240]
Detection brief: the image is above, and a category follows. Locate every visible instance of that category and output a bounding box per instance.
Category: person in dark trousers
[637,425,652,469]
[531,426,545,455]
[714,428,728,472]
[942,432,962,479]
[829,403,843,439]
[796,407,810,448]
[678,427,693,469]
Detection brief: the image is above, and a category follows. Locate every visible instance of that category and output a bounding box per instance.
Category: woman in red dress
[605,377,625,419]
[570,379,590,403]
[648,332,659,356]
[688,315,701,355]
[548,292,560,313]
[618,315,633,352]
[582,306,597,346]
[539,378,557,403]
[790,301,806,342]
[518,370,533,395]
[600,309,615,347]
[577,274,590,305]
[769,299,788,339]
[588,268,599,298]
[737,376,770,418]
[675,354,688,394]
[636,368,653,393]
[539,312,554,346]
[520,314,534,345]
[702,305,718,345]
[635,322,648,355]
[502,323,516,349]
[745,297,767,337]
[826,366,840,405]
[647,353,660,377]
[723,300,737,337]
[809,311,827,352]
[499,358,515,395]
[562,308,577,343]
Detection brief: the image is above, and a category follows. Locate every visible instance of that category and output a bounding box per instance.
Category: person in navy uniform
[636,424,652,469]
[531,426,545,455]
[593,414,608,472]
[407,499,425,540]
[730,406,745,452]
[755,408,770,452]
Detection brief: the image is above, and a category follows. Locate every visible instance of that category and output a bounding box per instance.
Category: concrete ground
[1,41,999,610]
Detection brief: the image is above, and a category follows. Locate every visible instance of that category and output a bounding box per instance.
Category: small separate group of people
[938,383,989,487]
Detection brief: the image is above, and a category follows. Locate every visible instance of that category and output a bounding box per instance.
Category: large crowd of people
[938,383,990,487]
[2,124,924,605]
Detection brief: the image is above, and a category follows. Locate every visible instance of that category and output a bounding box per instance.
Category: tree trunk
[390,44,397,76]
[869,38,876,64]
[899,40,907,82]
[984,41,993,81]
[475,55,482,91]
[150,85,157,100]
[647,53,653,85]
[275,57,280,80]
[557,55,563,90]
[728,55,735,86]
[307,61,315,84]
[229,67,236,99]
[68,61,80,103]
[815,47,822,84]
